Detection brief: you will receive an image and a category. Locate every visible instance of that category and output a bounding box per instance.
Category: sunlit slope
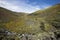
[29,4,60,31]
[0,7,44,34]
[0,4,60,34]
[0,7,39,34]
[30,4,60,17]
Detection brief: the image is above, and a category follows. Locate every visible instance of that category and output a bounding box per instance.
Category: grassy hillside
[0,4,60,40]
[0,7,39,34]
[29,4,60,32]
[0,4,60,34]
[0,7,28,33]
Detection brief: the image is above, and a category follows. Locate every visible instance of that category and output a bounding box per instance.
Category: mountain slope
[0,7,28,33]
[0,7,44,34]
[29,4,60,17]
[0,4,60,34]
[28,4,60,32]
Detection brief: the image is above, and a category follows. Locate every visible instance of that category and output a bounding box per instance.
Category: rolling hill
[0,7,28,33]
[28,4,60,32]
[0,4,60,34]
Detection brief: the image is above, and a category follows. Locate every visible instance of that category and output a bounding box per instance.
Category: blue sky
[0,0,60,13]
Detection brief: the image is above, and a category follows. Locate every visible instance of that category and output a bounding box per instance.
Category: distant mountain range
[0,4,60,34]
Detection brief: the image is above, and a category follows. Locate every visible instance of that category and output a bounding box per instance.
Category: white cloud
[0,0,40,13]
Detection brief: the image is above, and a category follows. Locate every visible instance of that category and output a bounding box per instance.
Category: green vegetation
[0,4,60,34]
[0,4,60,40]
